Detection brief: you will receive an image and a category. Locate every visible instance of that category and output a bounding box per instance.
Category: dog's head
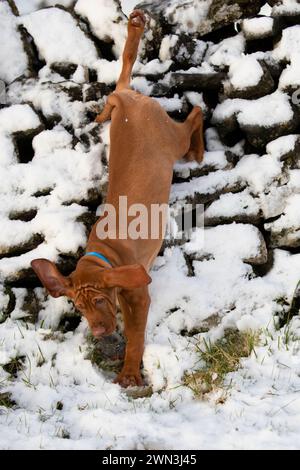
[31,258,151,338]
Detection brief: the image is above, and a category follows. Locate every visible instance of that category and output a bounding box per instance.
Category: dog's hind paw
[129,10,147,29]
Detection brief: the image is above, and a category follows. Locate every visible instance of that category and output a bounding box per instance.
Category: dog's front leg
[115,287,150,387]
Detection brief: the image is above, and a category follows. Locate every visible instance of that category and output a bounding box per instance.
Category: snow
[174,150,228,179]
[184,91,208,114]
[0,2,28,84]
[279,57,300,90]
[135,59,173,76]
[120,0,138,16]
[154,96,184,113]
[75,0,127,58]
[0,103,104,278]
[265,194,300,244]
[271,26,300,90]
[159,35,179,62]
[4,236,300,449]
[1,0,300,452]
[266,134,299,160]
[228,56,264,90]
[260,3,272,16]
[20,8,99,67]
[213,91,294,128]
[0,104,41,134]
[8,75,88,129]
[15,0,75,15]
[205,189,260,221]
[273,25,300,63]
[164,0,213,34]
[272,0,300,16]
[208,34,246,68]
[242,17,274,39]
[0,134,17,166]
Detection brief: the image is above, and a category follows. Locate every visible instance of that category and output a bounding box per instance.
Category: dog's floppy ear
[101,264,151,290]
[31,259,74,298]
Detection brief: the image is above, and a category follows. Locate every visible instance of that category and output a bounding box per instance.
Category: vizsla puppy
[31,10,204,387]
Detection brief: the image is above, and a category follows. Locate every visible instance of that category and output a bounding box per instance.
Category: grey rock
[137,0,264,37]
[172,180,247,206]
[170,71,226,92]
[240,110,300,149]
[0,234,44,259]
[273,135,300,167]
[243,230,268,265]
[242,16,282,41]
[205,211,262,226]
[268,228,300,249]
[223,61,275,100]
[151,81,172,97]
[83,82,112,102]
[167,34,208,70]
[9,209,38,222]
[50,62,79,80]
[271,0,300,20]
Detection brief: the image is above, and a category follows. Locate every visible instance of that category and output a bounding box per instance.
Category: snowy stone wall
[1,0,300,449]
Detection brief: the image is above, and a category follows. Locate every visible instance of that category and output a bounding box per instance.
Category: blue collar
[84,252,113,267]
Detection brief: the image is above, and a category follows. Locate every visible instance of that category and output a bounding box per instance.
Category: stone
[223,61,275,100]
[184,223,268,266]
[83,82,112,102]
[266,134,300,166]
[170,71,226,92]
[136,0,264,38]
[271,0,300,24]
[9,209,38,222]
[240,112,299,149]
[0,287,16,323]
[21,289,43,323]
[50,62,79,79]
[171,179,247,206]
[151,82,172,97]
[213,92,299,149]
[265,194,300,248]
[173,151,234,182]
[76,123,104,150]
[0,103,44,164]
[161,34,208,70]
[267,228,300,249]
[0,234,44,259]
[0,1,30,83]
[241,16,278,41]
[204,190,263,226]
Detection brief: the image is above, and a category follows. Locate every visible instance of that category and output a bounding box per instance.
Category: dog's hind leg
[183,106,205,163]
[95,10,146,124]
[116,10,146,92]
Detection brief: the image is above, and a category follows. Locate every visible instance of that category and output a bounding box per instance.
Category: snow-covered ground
[1,0,300,450]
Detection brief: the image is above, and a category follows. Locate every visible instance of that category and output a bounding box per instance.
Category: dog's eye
[95,298,105,307]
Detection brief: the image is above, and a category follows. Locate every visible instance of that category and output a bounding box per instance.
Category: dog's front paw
[114,371,144,388]
[94,114,103,123]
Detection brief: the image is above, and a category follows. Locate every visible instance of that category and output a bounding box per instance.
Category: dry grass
[0,392,15,408]
[184,329,260,397]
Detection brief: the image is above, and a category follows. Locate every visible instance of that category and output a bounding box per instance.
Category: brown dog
[31,10,204,387]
